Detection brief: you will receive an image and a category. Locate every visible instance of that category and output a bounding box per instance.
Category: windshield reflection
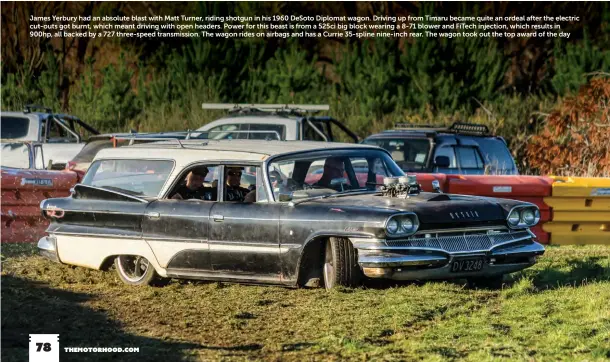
[267,149,405,201]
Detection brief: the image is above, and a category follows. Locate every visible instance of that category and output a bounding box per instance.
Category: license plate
[450,258,485,273]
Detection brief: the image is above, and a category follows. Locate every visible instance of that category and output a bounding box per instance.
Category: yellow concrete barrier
[543,176,610,245]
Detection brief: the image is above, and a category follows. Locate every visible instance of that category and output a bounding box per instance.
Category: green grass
[2,243,610,361]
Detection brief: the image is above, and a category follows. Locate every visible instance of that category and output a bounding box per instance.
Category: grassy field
[1,243,610,361]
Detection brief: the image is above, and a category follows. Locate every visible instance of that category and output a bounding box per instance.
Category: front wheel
[114,255,168,287]
[322,237,363,290]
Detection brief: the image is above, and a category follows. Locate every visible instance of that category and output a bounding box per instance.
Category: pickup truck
[1,105,99,169]
[198,103,359,143]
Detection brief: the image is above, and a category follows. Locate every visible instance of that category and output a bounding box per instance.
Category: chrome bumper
[38,235,61,263]
[352,230,545,280]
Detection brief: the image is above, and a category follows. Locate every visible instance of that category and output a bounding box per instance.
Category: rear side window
[475,138,517,174]
[248,124,284,140]
[207,124,284,140]
[82,159,174,197]
[1,116,30,139]
[455,146,484,169]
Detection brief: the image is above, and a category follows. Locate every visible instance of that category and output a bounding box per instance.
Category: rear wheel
[322,237,362,290]
[114,255,168,287]
[466,275,504,289]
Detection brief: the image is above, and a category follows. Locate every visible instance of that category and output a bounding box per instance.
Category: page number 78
[36,343,52,352]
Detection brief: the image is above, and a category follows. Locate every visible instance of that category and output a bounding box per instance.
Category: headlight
[385,213,419,236]
[400,218,414,233]
[386,218,399,234]
[507,206,540,228]
[522,209,535,224]
[508,210,520,226]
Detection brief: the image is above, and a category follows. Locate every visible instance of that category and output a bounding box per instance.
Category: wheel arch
[294,231,368,287]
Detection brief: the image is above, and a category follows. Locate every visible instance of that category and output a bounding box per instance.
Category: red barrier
[444,175,554,243]
[416,173,448,193]
[1,168,78,243]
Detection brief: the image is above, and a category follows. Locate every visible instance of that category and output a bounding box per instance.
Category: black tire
[466,275,504,290]
[114,255,169,287]
[322,237,363,290]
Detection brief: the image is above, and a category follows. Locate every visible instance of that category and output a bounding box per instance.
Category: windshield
[363,138,431,172]
[267,149,404,201]
[81,159,174,197]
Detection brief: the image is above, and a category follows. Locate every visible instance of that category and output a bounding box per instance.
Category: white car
[197,103,359,142]
[1,105,99,169]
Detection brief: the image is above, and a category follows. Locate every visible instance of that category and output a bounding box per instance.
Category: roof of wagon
[94,139,382,162]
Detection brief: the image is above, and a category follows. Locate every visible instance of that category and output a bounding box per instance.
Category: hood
[304,192,518,225]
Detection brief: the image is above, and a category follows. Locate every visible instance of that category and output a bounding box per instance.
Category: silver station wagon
[38,139,545,289]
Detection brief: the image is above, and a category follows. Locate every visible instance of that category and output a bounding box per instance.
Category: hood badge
[449,210,479,219]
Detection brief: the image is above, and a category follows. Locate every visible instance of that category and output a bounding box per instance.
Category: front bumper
[352,229,545,281]
[38,235,61,263]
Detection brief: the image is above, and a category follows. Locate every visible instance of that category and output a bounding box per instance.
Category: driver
[225,166,250,202]
[314,157,348,190]
[171,167,217,201]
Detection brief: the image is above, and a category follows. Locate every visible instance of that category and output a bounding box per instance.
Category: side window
[456,147,484,169]
[207,124,247,139]
[434,146,457,168]
[82,159,174,197]
[475,138,517,174]
[222,165,257,202]
[248,124,284,140]
[167,165,219,201]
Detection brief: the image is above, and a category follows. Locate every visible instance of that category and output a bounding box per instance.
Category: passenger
[171,167,217,201]
[225,166,250,202]
[314,157,347,190]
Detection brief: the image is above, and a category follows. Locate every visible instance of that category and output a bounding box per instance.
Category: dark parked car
[38,140,543,290]
[363,122,518,175]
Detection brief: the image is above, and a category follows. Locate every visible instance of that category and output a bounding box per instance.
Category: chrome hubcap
[117,255,149,282]
[324,241,335,289]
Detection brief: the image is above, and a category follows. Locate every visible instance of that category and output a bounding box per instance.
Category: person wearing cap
[171,167,217,201]
[225,166,251,202]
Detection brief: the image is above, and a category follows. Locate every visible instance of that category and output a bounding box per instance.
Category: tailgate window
[1,116,30,139]
[82,159,174,197]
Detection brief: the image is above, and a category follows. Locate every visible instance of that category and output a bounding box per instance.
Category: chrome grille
[385,230,531,252]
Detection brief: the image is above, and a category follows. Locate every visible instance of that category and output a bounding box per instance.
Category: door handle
[212,214,224,222]
[145,212,160,219]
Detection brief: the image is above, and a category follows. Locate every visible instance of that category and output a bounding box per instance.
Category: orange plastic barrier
[444,175,554,243]
[1,168,77,243]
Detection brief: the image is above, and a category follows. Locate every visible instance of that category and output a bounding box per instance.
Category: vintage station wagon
[38,140,545,289]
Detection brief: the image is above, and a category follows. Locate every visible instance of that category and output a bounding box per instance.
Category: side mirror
[330,177,348,186]
[432,179,443,193]
[330,177,349,192]
[434,156,450,168]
